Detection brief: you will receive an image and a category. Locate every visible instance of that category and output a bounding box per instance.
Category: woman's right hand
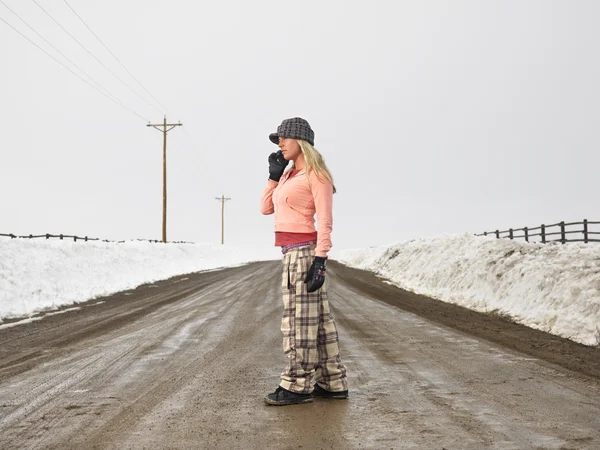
[268,150,288,181]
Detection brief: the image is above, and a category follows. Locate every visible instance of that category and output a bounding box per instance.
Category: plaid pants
[279,245,348,394]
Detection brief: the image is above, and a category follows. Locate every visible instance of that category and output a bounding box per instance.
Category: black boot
[312,384,349,399]
[264,386,313,406]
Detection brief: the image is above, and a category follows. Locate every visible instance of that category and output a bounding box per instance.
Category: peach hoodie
[260,167,333,257]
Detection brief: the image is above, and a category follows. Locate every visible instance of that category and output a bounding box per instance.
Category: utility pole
[147,117,182,243]
[215,195,231,245]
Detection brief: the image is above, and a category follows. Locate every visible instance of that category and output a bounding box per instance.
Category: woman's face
[278,137,302,161]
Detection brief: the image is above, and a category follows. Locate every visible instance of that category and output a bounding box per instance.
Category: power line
[0,0,147,121]
[63,0,172,116]
[0,13,149,121]
[31,0,164,117]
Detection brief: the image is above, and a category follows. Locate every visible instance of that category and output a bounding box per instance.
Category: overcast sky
[1,0,598,259]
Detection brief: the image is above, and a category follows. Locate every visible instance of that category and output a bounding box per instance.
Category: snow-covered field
[336,234,600,346]
[0,238,268,325]
[2,234,599,347]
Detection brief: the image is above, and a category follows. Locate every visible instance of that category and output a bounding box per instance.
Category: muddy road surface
[1,261,599,449]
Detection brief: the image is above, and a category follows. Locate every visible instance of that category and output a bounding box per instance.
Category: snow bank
[0,238,259,321]
[336,234,600,346]
[4,234,599,346]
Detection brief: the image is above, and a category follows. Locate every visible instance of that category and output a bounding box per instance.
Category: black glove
[268,150,288,182]
[304,256,327,292]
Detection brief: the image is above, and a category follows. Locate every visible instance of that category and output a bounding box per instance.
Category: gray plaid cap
[269,117,315,146]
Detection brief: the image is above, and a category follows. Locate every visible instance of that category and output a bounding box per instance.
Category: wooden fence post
[583,219,588,243]
[509,228,513,239]
[541,224,546,243]
[560,221,566,244]
[524,227,529,242]
[495,230,500,239]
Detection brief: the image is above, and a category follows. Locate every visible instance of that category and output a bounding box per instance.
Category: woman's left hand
[304,257,327,292]
[268,150,288,181]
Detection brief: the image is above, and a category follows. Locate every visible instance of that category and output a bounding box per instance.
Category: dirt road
[1,261,599,449]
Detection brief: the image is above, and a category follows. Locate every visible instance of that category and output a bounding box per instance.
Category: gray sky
[1,0,598,258]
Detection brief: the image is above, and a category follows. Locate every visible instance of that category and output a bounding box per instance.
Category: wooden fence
[477,219,600,244]
[0,233,192,244]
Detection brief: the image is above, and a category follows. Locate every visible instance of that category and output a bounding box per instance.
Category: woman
[260,117,348,406]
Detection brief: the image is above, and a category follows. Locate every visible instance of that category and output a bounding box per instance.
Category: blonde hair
[292,140,337,194]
